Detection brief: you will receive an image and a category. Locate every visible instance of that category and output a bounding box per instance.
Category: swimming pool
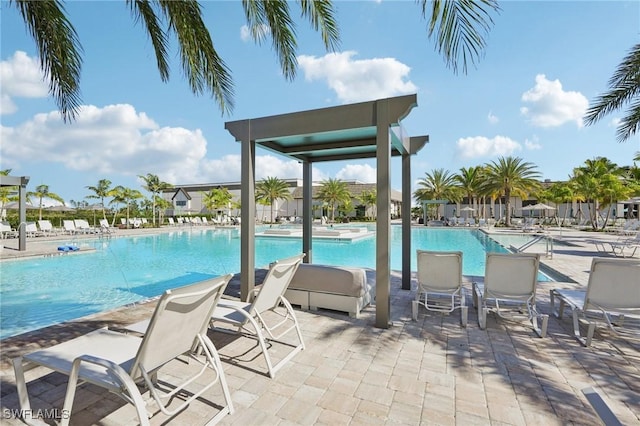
[0,226,538,339]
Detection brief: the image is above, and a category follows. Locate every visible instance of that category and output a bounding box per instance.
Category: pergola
[0,175,30,251]
[225,94,428,328]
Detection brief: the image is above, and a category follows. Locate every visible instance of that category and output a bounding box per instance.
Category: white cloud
[1,94,17,115]
[336,164,377,183]
[456,135,522,159]
[488,111,499,124]
[520,74,588,128]
[524,136,542,150]
[0,51,48,115]
[240,24,270,43]
[298,51,417,103]
[200,154,328,183]
[0,104,209,183]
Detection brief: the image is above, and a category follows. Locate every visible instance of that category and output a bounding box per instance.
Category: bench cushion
[289,264,368,298]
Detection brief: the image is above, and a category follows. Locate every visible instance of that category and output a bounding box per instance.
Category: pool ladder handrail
[511,234,553,259]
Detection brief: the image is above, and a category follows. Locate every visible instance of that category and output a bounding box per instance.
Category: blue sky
[1,1,639,206]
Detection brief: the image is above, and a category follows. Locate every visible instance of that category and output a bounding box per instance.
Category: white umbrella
[522,203,555,211]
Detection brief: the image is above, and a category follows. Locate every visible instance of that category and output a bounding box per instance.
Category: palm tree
[28,184,65,220]
[545,182,574,226]
[358,189,377,219]
[256,177,292,223]
[454,166,482,216]
[0,169,17,219]
[110,186,143,228]
[9,0,340,121]
[483,157,541,227]
[414,169,460,220]
[86,178,113,221]
[317,178,351,223]
[570,157,628,229]
[139,173,173,225]
[202,187,233,221]
[10,1,498,121]
[584,43,640,142]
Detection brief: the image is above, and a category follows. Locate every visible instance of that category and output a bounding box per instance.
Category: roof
[290,182,402,202]
[225,94,428,163]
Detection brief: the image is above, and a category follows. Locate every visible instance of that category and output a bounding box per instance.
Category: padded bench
[284,264,372,318]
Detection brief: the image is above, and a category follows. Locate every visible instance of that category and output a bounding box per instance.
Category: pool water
[0,226,539,339]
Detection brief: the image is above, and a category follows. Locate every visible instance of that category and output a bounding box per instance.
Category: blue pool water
[0,226,531,339]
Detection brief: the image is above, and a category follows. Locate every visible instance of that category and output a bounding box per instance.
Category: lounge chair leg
[461,306,468,328]
[479,307,487,329]
[586,323,596,347]
[411,300,418,321]
[12,357,32,415]
[540,314,548,338]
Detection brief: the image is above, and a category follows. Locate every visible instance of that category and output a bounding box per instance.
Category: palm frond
[13,0,83,122]
[584,43,640,142]
[424,0,499,74]
[159,0,234,114]
[298,0,340,52]
[128,0,170,82]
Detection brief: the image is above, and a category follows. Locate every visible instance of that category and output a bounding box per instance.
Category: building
[161,179,403,222]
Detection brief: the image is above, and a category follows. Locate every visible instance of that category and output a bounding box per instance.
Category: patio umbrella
[522,203,555,218]
[46,205,76,226]
[459,206,475,219]
[47,205,76,212]
[4,201,38,210]
[86,203,106,226]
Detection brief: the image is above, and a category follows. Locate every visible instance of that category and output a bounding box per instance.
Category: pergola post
[402,151,412,290]
[302,161,312,263]
[240,138,256,301]
[376,99,392,329]
[18,182,27,251]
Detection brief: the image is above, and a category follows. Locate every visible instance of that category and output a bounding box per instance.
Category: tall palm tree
[584,43,640,142]
[454,166,482,216]
[483,157,541,227]
[256,177,292,223]
[317,178,350,223]
[414,169,460,219]
[28,184,65,220]
[10,0,498,121]
[139,173,173,225]
[86,178,113,221]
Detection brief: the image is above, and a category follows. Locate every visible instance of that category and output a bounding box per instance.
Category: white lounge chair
[550,258,640,346]
[74,219,96,234]
[412,250,468,326]
[472,253,548,337]
[608,233,640,258]
[25,222,42,237]
[13,275,234,426]
[63,220,78,235]
[0,221,18,238]
[211,254,305,378]
[37,219,58,236]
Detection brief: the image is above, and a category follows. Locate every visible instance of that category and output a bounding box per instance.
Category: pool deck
[0,224,638,425]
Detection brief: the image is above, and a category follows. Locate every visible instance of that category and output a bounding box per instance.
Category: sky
[1,1,639,206]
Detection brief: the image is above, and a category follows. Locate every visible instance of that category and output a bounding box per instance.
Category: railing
[510,234,553,259]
